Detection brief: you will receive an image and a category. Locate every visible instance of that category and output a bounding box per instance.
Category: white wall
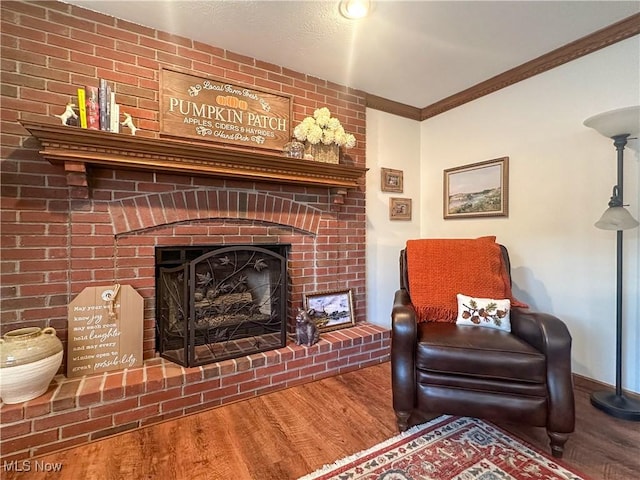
[421,37,640,393]
[365,110,421,327]
[366,36,640,394]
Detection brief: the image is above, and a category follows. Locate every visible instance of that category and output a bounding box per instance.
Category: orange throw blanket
[406,237,527,322]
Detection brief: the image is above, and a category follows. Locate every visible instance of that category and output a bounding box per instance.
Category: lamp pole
[613,134,626,398]
[590,133,640,420]
[584,106,640,420]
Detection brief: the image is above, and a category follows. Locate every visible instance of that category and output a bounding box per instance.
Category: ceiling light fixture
[339,0,370,19]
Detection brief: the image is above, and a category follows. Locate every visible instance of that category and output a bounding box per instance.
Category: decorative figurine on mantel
[295,307,320,347]
[54,102,78,125]
[121,112,138,135]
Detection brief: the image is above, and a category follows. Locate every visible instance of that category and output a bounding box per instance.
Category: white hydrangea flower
[334,126,346,144]
[344,133,356,149]
[321,129,335,145]
[315,115,330,128]
[301,117,316,128]
[313,107,331,120]
[306,124,323,144]
[292,108,356,148]
[293,123,307,141]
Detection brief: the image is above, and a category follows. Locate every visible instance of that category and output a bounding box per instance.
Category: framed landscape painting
[303,289,355,332]
[443,157,509,219]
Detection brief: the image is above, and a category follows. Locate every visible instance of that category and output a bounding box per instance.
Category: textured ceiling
[64,1,640,108]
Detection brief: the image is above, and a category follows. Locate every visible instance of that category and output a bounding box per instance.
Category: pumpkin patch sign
[160,68,292,152]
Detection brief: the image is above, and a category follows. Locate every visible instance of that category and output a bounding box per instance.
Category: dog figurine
[121,112,138,135]
[54,103,78,125]
[295,307,320,347]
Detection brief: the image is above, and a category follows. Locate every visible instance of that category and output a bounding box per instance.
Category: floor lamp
[584,106,640,421]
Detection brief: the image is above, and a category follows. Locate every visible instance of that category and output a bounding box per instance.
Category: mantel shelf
[20,121,367,201]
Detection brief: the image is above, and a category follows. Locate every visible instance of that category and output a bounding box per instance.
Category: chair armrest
[511,308,575,433]
[391,289,418,413]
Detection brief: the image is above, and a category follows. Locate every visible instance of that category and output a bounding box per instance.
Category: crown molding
[420,13,640,120]
[365,94,422,121]
[366,13,640,121]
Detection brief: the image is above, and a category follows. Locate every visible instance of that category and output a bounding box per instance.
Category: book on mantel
[85,85,99,130]
[99,78,108,131]
[109,91,119,133]
[76,87,87,128]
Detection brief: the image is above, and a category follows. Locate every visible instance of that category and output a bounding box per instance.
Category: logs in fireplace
[156,244,288,367]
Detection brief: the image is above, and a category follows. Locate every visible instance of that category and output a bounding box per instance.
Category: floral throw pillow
[456,293,511,332]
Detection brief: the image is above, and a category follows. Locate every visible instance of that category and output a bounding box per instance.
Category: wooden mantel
[20,121,367,201]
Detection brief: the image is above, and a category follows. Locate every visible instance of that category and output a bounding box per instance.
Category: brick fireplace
[0,0,390,461]
[64,168,368,366]
[0,131,382,460]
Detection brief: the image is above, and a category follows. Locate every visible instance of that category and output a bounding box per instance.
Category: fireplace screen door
[157,245,287,367]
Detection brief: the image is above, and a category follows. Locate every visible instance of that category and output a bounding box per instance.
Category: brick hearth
[1,325,390,461]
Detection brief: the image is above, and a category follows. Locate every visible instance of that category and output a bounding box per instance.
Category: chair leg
[395,411,411,432]
[547,431,569,458]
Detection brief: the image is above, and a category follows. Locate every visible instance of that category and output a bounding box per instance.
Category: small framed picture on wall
[389,197,412,221]
[381,168,403,193]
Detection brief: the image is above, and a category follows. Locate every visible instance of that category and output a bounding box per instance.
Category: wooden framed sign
[67,284,143,377]
[160,68,292,152]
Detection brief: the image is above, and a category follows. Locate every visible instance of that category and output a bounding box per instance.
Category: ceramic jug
[0,327,64,404]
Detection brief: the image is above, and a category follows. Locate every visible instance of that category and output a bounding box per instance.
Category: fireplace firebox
[156,244,288,367]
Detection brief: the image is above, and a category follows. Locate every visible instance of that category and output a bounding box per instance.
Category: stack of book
[77,79,120,133]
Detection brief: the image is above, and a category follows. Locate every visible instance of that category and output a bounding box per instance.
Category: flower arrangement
[293,107,356,148]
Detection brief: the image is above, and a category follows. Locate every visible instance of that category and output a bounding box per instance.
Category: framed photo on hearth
[443,157,509,219]
[303,289,355,332]
[381,168,403,193]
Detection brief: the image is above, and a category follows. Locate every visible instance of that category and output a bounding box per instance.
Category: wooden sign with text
[160,68,292,152]
[67,285,143,377]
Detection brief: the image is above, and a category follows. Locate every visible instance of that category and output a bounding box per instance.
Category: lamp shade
[583,106,640,138]
[595,206,640,230]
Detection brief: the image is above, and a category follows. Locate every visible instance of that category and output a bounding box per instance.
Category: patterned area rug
[299,416,589,480]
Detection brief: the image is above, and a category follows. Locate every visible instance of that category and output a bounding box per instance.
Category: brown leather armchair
[391,245,575,458]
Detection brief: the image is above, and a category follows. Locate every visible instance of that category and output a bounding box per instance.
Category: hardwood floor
[4,362,638,479]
